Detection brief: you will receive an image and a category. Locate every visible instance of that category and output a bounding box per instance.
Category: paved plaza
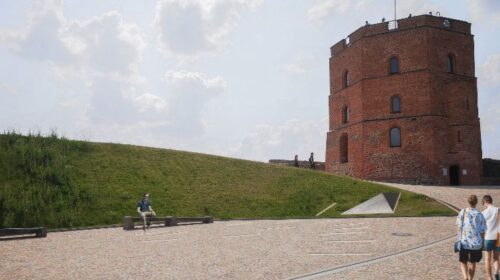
[1,183,499,279]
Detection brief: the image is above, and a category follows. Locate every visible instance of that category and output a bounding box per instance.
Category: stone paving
[321,239,464,280]
[0,183,498,279]
[334,183,500,280]
[1,217,453,279]
[316,182,500,280]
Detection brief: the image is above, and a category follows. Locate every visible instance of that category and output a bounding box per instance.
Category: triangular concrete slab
[342,192,400,215]
[383,192,401,211]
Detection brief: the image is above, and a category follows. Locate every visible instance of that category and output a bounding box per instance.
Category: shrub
[0,131,93,228]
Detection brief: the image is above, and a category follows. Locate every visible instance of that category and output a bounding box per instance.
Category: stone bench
[123,216,213,230]
[0,227,47,238]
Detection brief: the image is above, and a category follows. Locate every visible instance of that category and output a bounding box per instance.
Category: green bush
[0,131,93,228]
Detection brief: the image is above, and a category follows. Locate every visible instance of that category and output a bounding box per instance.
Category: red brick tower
[326,15,482,185]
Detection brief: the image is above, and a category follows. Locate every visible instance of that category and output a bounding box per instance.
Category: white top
[481,205,499,240]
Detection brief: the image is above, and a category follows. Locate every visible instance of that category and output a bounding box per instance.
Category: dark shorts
[459,249,482,263]
[484,240,497,251]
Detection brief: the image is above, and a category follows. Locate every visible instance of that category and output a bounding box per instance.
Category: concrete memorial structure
[342,192,401,215]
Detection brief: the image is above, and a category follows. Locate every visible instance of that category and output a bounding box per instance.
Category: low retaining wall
[483,158,500,177]
[481,177,500,186]
[269,159,325,171]
[482,158,500,185]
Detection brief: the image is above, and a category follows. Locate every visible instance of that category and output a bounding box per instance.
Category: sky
[0,0,499,162]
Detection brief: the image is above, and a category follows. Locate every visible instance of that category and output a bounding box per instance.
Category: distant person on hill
[309,152,315,169]
[137,193,156,231]
[481,195,499,280]
[457,195,486,280]
[294,155,299,167]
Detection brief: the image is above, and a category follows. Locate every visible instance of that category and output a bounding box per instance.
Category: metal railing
[388,20,398,30]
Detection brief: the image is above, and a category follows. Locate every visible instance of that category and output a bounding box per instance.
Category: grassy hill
[0,132,455,229]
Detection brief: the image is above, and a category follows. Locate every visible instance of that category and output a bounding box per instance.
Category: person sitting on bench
[137,193,156,230]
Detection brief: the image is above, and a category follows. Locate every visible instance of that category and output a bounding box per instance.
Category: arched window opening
[457,131,461,143]
[447,54,455,73]
[390,127,401,147]
[340,133,348,163]
[342,106,349,123]
[391,96,401,113]
[343,70,350,88]
[389,57,399,74]
[466,98,470,111]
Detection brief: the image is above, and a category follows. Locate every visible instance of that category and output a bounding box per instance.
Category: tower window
[457,131,461,143]
[342,106,349,123]
[343,70,350,88]
[447,54,455,73]
[389,57,399,74]
[391,96,401,113]
[340,133,348,163]
[466,98,470,111]
[390,127,401,147]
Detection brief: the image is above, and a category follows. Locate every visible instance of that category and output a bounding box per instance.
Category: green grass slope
[0,133,455,228]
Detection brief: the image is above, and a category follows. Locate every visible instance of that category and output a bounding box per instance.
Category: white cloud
[77,120,171,148]
[133,92,168,113]
[481,107,500,133]
[81,70,228,151]
[87,78,141,124]
[0,0,71,62]
[81,79,167,128]
[164,70,227,137]
[480,105,500,159]
[392,0,444,18]
[0,1,233,153]
[308,0,444,25]
[233,119,327,162]
[61,11,146,76]
[76,70,227,137]
[164,70,227,91]
[480,54,500,85]
[0,82,17,96]
[283,55,322,76]
[478,54,500,149]
[154,0,260,58]
[0,1,145,79]
[0,1,154,129]
[467,0,500,22]
[284,62,306,75]
[359,0,443,19]
[307,0,350,23]
[477,53,500,159]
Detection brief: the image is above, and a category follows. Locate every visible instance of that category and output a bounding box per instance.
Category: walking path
[0,183,498,279]
[382,183,500,210]
[304,183,500,279]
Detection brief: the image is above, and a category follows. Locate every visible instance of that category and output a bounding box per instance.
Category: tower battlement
[331,15,472,57]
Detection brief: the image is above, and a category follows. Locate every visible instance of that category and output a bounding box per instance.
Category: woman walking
[457,195,486,280]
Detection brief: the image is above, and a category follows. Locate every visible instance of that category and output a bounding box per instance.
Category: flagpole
[394,0,396,21]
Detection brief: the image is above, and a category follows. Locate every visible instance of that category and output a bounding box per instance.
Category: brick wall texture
[325,15,482,185]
